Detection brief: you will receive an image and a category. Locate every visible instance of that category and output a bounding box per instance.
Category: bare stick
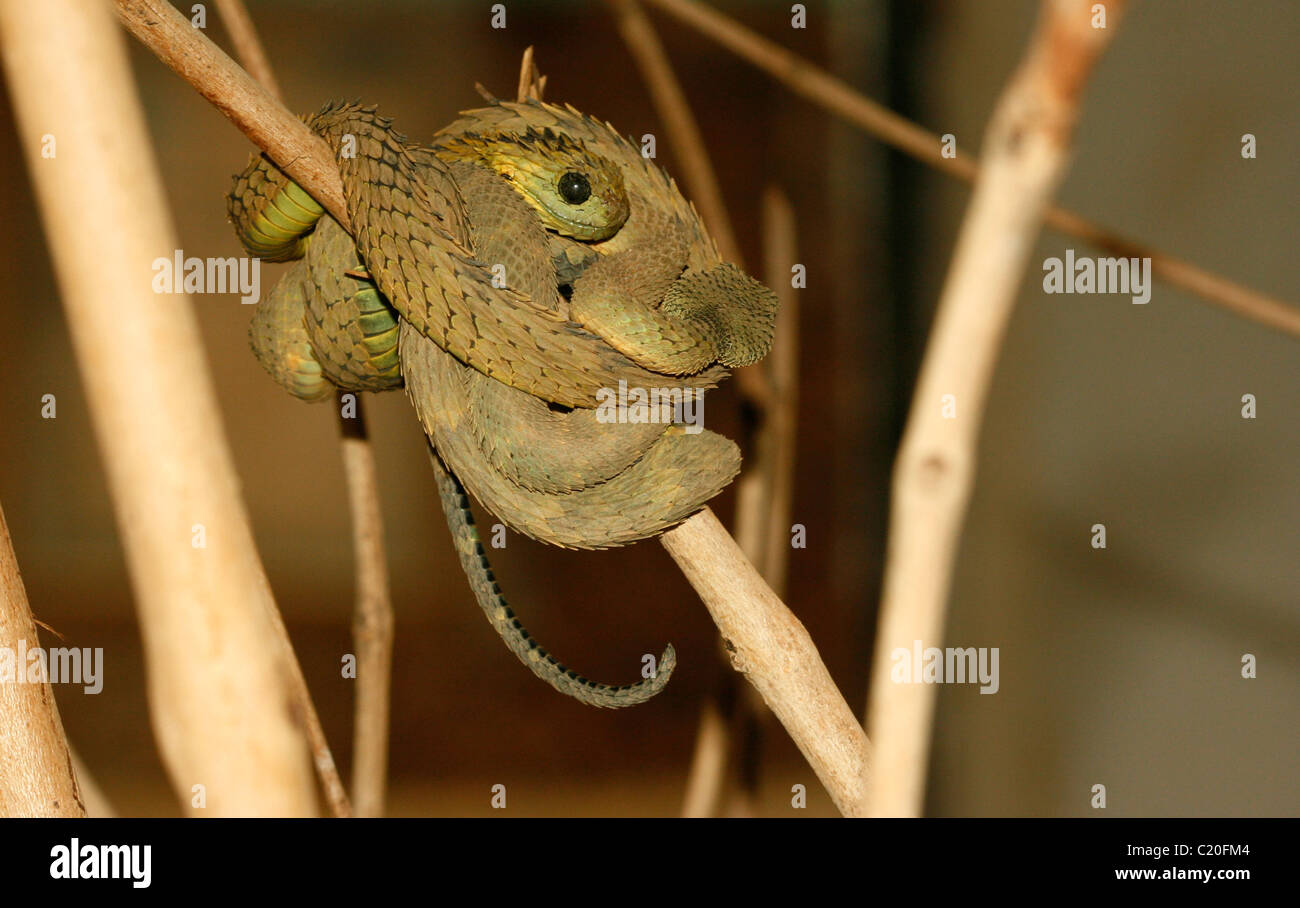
[662,509,870,817]
[116,0,350,230]
[211,0,361,821]
[0,501,85,817]
[336,404,393,817]
[865,0,1125,817]
[213,0,281,98]
[679,694,729,817]
[0,0,316,814]
[685,187,803,817]
[642,0,1300,338]
[755,186,800,598]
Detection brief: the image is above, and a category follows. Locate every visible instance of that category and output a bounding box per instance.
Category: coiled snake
[228,98,777,707]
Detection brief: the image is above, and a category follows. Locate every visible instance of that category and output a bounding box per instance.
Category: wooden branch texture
[662,509,870,816]
[0,503,84,816]
[864,0,1126,817]
[0,0,316,816]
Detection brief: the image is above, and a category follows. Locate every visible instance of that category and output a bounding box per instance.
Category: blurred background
[0,0,1295,816]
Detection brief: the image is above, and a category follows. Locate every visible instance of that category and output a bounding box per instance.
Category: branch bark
[0,0,316,815]
[210,0,389,821]
[0,502,84,817]
[662,509,870,817]
[864,0,1126,817]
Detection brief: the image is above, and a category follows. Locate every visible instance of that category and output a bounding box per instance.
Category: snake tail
[427,443,676,708]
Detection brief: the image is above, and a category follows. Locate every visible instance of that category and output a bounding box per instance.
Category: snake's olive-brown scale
[230,99,775,707]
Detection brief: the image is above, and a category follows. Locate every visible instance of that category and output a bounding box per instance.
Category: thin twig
[865,0,1125,816]
[679,694,729,817]
[1,0,316,815]
[641,0,1300,338]
[0,501,85,817]
[213,0,281,98]
[339,405,393,818]
[755,186,800,598]
[688,187,802,817]
[661,509,870,817]
[212,0,364,819]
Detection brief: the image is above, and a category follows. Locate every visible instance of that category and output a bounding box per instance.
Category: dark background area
[0,0,1294,816]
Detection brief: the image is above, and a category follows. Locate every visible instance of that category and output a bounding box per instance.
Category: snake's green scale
[230,98,776,708]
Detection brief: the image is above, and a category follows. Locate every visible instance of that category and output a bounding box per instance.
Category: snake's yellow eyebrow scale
[228,97,778,708]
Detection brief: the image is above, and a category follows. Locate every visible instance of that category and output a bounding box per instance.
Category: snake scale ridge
[229,98,777,708]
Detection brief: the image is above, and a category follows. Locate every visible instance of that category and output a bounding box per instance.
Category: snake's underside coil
[229,99,778,707]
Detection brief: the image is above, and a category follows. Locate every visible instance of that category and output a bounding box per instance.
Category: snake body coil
[229,99,778,707]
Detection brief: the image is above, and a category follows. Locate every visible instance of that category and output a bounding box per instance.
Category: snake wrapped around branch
[228,98,777,707]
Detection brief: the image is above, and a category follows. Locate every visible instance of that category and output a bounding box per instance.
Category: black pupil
[558,172,591,205]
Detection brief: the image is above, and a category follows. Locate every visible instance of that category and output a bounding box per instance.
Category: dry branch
[642,0,1300,339]
[864,0,1125,817]
[608,2,810,815]
[662,509,870,816]
[116,0,350,229]
[0,502,84,817]
[213,0,391,820]
[0,0,316,815]
[213,0,281,98]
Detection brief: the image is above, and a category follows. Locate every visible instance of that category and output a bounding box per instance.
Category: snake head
[441,128,630,242]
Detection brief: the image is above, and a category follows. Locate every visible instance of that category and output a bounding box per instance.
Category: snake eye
[557,171,591,205]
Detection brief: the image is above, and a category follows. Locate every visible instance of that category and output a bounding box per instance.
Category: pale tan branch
[116,0,350,229]
[662,509,870,817]
[642,0,1300,338]
[0,0,316,815]
[213,0,281,99]
[213,0,360,821]
[865,0,1125,817]
[682,186,802,817]
[680,697,729,817]
[0,502,85,817]
[340,407,393,818]
[755,186,800,597]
